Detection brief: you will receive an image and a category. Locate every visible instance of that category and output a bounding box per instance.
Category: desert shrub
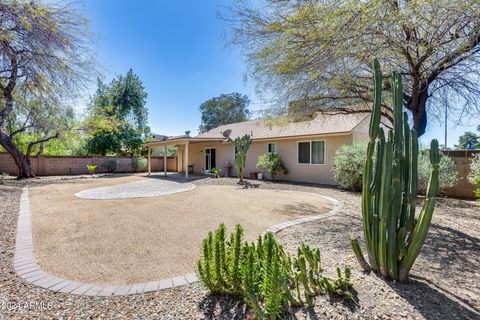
[86,164,97,175]
[197,224,353,319]
[332,142,458,193]
[256,153,288,180]
[332,142,367,191]
[132,157,147,172]
[418,152,458,193]
[211,167,221,177]
[468,154,480,200]
[104,159,119,173]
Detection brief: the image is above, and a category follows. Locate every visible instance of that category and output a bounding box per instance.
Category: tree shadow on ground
[387,277,480,320]
[198,293,249,320]
[275,202,328,217]
[386,221,480,320]
[421,223,480,271]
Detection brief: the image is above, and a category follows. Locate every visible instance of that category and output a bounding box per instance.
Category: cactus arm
[386,72,405,280]
[399,112,410,229]
[350,238,371,271]
[370,133,385,269]
[406,129,418,231]
[361,60,384,270]
[399,140,439,281]
[377,130,393,277]
[369,58,382,139]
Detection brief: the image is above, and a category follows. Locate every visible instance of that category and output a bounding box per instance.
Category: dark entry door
[205,148,216,171]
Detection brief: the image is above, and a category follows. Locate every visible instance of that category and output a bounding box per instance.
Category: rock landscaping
[0,175,479,319]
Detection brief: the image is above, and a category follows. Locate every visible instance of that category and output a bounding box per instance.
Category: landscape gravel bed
[0,175,479,319]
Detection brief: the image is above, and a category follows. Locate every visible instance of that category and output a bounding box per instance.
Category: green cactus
[351,59,439,282]
[230,134,252,184]
[198,225,354,318]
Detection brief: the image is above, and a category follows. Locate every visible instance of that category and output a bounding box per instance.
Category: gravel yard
[1,175,479,319]
[29,177,331,285]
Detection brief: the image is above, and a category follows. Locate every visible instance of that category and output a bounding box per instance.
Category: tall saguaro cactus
[351,59,440,282]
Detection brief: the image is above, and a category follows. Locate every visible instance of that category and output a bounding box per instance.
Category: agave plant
[351,59,440,282]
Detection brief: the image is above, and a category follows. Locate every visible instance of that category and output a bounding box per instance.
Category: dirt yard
[28,177,332,285]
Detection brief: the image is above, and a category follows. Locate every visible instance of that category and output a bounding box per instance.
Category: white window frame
[267,143,277,154]
[297,140,326,165]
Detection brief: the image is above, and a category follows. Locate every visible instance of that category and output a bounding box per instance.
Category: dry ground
[29,177,332,285]
[0,175,479,319]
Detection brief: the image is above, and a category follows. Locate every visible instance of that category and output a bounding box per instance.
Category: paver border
[14,185,340,296]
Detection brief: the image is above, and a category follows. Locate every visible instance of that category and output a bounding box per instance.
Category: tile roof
[195,113,368,140]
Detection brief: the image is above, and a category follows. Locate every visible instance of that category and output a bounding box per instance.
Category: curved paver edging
[14,186,340,297]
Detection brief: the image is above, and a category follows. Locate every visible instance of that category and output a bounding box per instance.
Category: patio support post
[163,145,167,176]
[185,142,189,179]
[147,147,151,176]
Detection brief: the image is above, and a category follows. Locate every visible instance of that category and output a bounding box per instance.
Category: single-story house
[144,113,370,185]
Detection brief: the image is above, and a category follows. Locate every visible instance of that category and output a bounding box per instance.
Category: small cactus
[351,59,439,281]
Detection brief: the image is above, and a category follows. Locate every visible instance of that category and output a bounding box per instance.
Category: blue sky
[81,0,478,147]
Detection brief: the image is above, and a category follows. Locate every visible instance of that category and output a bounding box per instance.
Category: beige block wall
[0,153,176,176]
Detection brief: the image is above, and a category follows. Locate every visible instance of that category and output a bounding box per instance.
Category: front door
[205,148,216,172]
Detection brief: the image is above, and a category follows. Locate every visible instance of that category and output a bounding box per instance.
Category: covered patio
[143,135,224,178]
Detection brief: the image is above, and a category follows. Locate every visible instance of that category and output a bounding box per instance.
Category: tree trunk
[407,83,429,137]
[0,131,35,178]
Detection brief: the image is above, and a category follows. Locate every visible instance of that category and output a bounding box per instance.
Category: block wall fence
[0,151,478,199]
[0,153,177,176]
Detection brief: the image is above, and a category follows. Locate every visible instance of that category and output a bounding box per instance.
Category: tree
[198,93,250,133]
[0,0,95,178]
[224,0,480,136]
[85,70,148,155]
[455,131,479,149]
[5,90,78,164]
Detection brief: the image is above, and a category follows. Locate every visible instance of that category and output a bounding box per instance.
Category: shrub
[256,153,288,180]
[104,159,119,173]
[211,167,221,178]
[132,157,147,172]
[418,152,458,193]
[197,224,353,319]
[332,142,458,194]
[468,154,480,200]
[86,165,97,175]
[332,142,367,191]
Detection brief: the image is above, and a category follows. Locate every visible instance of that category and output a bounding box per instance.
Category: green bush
[256,153,288,180]
[332,142,367,191]
[86,164,97,175]
[211,167,221,177]
[104,159,119,173]
[197,224,353,319]
[332,142,458,193]
[132,157,147,172]
[418,152,458,193]
[468,154,480,201]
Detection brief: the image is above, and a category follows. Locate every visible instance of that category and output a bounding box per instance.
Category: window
[298,141,325,164]
[267,143,277,154]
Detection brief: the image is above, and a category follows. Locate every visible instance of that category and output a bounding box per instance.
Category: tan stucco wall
[182,134,354,185]
[244,135,353,185]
